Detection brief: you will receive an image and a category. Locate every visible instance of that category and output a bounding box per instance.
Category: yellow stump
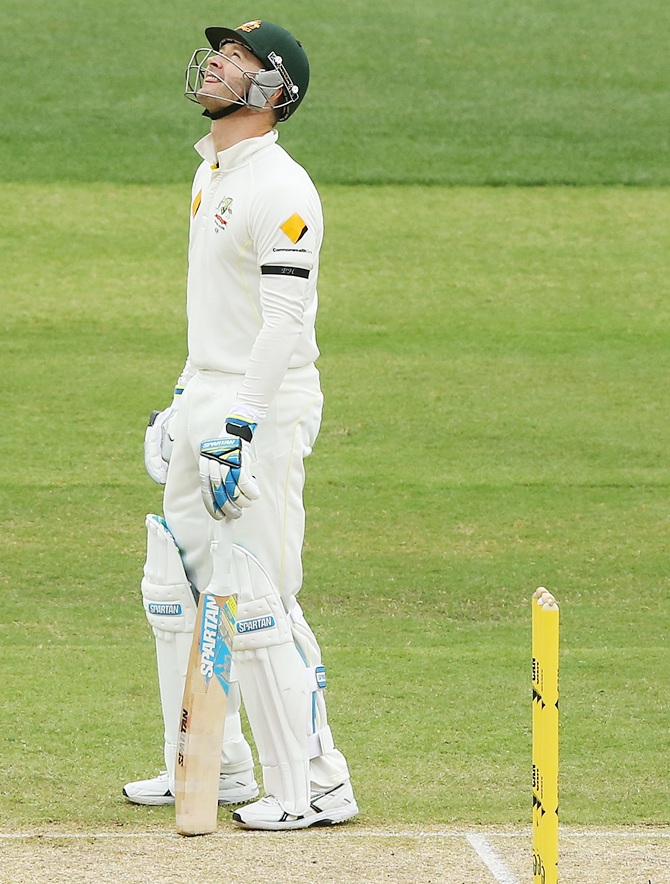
[532,588,559,884]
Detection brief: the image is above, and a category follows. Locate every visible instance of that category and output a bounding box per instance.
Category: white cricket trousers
[162,363,350,791]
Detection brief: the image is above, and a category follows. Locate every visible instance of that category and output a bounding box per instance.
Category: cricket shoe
[122,769,259,806]
[231,781,358,830]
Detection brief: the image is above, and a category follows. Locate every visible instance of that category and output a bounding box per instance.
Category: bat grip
[208,517,235,595]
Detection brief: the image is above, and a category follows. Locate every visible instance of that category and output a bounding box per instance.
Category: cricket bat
[175,521,236,836]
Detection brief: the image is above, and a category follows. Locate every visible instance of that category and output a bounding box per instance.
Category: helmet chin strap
[202,102,244,120]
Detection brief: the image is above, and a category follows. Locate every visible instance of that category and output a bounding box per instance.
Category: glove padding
[144,405,178,485]
[199,435,260,520]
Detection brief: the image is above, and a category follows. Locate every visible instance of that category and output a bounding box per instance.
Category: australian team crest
[214,197,234,232]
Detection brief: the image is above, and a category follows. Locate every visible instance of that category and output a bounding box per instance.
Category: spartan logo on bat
[214,197,233,232]
[199,595,221,680]
[177,707,189,765]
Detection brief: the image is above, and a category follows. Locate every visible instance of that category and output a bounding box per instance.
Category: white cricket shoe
[123,769,259,806]
[231,781,358,830]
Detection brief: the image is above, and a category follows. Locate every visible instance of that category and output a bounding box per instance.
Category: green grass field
[0,0,669,845]
[1,182,668,830]
[1,0,669,185]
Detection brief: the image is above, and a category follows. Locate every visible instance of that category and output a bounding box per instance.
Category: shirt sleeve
[229,176,322,423]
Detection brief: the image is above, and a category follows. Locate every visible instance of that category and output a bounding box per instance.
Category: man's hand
[144,405,178,485]
[199,435,260,520]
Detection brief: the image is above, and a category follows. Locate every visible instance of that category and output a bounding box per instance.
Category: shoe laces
[256,796,282,808]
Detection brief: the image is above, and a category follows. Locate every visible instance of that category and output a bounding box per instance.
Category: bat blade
[175,590,237,835]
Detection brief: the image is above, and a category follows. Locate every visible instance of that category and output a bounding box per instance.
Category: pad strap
[308,725,335,759]
[305,664,327,693]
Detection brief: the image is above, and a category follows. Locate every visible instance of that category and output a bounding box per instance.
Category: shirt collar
[194,130,279,170]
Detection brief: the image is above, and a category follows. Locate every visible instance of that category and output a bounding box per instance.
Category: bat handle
[208,517,235,596]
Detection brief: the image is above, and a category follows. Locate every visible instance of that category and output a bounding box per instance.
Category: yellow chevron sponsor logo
[280,212,308,244]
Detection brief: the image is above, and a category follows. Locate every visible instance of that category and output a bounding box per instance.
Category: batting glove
[199,435,260,520]
[144,391,183,485]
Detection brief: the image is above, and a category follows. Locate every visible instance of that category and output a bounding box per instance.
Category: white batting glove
[144,402,178,485]
[199,435,260,520]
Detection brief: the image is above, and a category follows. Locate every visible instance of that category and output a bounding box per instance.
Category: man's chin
[196,91,236,112]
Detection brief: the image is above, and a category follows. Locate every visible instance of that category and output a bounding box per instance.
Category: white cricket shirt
[186,129,322,422]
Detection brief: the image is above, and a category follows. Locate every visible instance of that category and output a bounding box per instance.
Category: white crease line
[493,831,670,839]
[0,829,668,840]
[466,834,521,884]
